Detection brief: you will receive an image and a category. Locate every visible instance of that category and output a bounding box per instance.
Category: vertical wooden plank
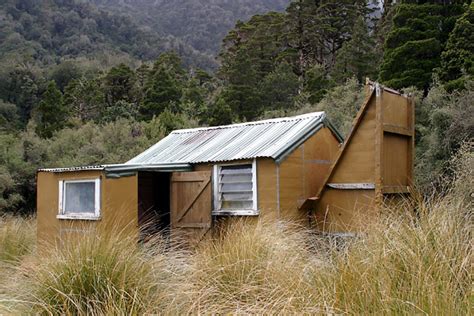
[407,96,415,185]
[374,84,384,209]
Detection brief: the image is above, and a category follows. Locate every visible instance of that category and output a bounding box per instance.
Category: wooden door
[170,171,212,243]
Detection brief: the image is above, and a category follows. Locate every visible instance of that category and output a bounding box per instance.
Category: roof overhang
[104,163,192,178]
[38,163,193,178]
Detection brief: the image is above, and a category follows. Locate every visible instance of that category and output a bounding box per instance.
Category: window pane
[64,182,95,214]
[220,174,252,183]
[221,192,253,201]
[220,165,252,174]
[221,182,252,192]
[221,200,253,209]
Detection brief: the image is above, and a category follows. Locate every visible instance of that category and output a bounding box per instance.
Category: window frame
[212,159,258,216]
[57,178,101,220]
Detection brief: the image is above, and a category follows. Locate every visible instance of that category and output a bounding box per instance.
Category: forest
[0,0,473,216]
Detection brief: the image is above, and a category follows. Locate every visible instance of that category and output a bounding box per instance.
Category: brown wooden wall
[37,170,138,246]
[277,127,340,223]
[194,126,340,228]
[313,83,414,232]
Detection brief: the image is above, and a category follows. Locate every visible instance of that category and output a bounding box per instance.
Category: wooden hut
[36,81,415,244]
[37,111,343,244]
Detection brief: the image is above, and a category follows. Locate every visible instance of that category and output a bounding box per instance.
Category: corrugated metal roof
[127,111,342,165]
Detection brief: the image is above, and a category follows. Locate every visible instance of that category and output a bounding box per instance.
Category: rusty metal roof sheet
[127,111,342,165]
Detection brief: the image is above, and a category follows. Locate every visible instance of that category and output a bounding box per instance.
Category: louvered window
[213,161,258,215]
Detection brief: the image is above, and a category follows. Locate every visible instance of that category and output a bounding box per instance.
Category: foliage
[33,81,68,138]
[0,0,214,71]
[439,3,474,91]
[92,0,291,57]
[379,2,467,90]
[332,16,379,84]
[414,80,474,192]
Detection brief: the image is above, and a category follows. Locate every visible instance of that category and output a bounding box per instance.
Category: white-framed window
[212,160,258,216]
[57,178,101,220]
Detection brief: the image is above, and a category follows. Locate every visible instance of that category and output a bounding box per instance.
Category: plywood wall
[37,171,138,247]
[277,126,341,223]
[313,83,414,232]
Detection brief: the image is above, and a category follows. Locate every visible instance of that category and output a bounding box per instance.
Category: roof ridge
[172,111,325,134]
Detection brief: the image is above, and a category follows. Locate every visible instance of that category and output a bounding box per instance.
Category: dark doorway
[138,172,171,242]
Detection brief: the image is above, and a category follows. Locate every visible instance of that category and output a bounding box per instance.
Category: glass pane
[220,164,252,174]
[64,182,95,214]
[220,174,252,183]
[221,182,252,192]
[221,200,253,209]
[221,192,253,201]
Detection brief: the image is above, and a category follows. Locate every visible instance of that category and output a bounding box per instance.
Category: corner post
[374,84,384,210]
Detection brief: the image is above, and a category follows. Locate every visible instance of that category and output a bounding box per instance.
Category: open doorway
[137,171,170,242]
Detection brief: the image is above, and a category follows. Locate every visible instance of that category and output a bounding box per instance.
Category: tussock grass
[23,230,185,315]
[0,146,472,314]
[0,215,35,264]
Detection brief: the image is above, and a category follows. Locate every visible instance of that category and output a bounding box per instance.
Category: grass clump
[0,215,35,264]
[190,220,331,313]
[21,229,177,315]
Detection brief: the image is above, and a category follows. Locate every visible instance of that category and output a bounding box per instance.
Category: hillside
[0,0,291,71]
[0,0,216,70]
[91,0,291,56]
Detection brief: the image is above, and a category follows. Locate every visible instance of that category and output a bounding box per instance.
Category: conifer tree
[104,63,136,106]
[379,2,466,90]
[206,97,233,126]
[220,51,262,121]
[332,16,379,84]
[34,81,68,138]
[260,63,299,110]
[439,3,474,91]
[141,66,182,119]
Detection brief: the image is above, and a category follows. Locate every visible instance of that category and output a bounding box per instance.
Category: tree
[285,0,370,73]
[206,97,234,126]
[0,100,20,132]
[141,66,182,119]
[259,63,299,110]
[379,2,467,90]
[304,64,334,104]
[220,52,262,121]
[439,3,474,91]
[103,63,136,106]
[34,81,68,138]
[50,61,82,91]
[63,77,105,122]
[331,16,379,84]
